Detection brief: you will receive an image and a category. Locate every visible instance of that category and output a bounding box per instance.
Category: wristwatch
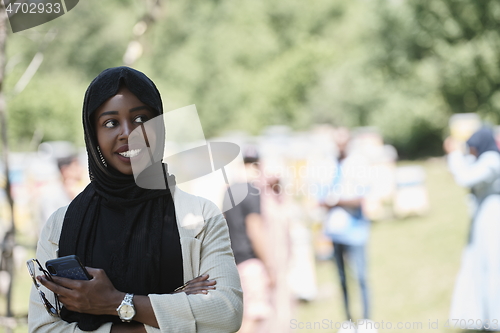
[116,293,136,322]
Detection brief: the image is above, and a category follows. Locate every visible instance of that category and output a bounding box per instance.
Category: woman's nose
[119,122,133,140]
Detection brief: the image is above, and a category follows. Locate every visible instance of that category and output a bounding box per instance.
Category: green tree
[3,0,498,158]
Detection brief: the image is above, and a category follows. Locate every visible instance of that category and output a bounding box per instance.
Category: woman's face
[469,146,478,157]
[94,87,156,175]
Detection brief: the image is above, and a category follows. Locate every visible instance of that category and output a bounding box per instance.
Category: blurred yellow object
[449,113,481,142]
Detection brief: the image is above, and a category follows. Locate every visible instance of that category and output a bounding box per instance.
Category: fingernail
[36,276,42,282]
[202,290,208,294]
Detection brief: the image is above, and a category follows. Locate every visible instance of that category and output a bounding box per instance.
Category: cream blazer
[28,187,243,333]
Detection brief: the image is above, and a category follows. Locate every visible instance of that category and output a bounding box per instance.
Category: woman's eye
[104,120,116,128]
[135,115,148,123]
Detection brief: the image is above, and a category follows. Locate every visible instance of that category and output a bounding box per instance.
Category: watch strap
[123,293,134,305]
[117,293,135,322]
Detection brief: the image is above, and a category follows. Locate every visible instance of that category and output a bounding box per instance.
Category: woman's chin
[107,158,134,176]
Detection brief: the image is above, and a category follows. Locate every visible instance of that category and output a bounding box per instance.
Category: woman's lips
[115,145,146,163]
[118,148,142,158]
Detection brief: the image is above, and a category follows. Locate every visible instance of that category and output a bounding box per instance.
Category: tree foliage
[3,0,499,158]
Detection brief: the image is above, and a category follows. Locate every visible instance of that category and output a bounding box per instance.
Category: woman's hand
[444,136,461,154]
[173,274,216,295]
[37,267,124,316]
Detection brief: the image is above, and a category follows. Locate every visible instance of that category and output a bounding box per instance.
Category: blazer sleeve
[146,199,243,333]
[28,207,113,333]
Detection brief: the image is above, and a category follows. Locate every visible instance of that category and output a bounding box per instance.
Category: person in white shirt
[444,127,500,330]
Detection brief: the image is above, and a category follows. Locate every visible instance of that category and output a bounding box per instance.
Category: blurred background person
[444,127,500,330]
[224,147,273,333]
[259,172,295,333]
[57,155,86,200]
[36,143,87,232]
[318,128,373,331]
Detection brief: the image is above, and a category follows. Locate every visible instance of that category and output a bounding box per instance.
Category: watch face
[119,304,135,320]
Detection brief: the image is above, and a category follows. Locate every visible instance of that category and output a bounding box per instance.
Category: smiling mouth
[118,149,142,158]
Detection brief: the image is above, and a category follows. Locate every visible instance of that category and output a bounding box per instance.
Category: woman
[445,127,500,330]
[28,67,243,332]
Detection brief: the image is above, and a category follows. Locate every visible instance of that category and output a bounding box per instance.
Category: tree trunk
[0,1,15,330]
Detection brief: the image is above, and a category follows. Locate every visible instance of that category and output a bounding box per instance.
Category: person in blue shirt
[319,128,371,323]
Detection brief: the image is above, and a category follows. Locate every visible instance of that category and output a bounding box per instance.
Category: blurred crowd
[214,125,428,333]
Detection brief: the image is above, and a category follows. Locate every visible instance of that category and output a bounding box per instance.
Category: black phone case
[45,255,92,280]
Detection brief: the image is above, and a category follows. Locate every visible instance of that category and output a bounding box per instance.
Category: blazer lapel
[172,187,205,281]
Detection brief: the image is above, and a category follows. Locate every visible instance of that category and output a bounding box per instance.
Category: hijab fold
[58,67,183,331]
[467,127,500,157]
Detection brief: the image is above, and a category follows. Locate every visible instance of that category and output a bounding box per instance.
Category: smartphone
[45,255,92,280]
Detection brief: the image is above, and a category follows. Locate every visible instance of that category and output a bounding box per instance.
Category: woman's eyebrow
[97,106,152,119]
[97,111,118,119]
[129,106,152,113]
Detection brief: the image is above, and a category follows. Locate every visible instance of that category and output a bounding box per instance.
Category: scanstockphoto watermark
[247,162,382,198]
[289,319,432,330]
[253,162,384,183]
[250,180,370,199]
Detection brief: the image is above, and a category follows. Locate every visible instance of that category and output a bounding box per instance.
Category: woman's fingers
[184,281,216,289]
[187,280,216,287]
[173,275,217,294]
[37,275,72,295]
[188,274,209,283]
[185,275,216,288]
[183,285,216,295]
[84,267,101,278]
[36,266,95,292]
[38,267,121,315]
[183,277,216,295]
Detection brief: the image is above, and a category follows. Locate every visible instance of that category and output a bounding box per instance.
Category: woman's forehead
[96,91,150,114]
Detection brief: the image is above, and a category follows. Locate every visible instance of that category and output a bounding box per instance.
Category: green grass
[0,247,33,333]
[297,158,481,333]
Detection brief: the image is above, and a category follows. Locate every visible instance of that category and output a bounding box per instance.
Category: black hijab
[467,127,500,157]
[58,67,183,330]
